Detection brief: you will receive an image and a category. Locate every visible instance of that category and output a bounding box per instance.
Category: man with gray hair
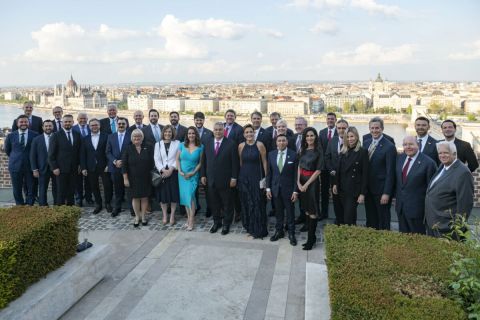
[425,141,474,238]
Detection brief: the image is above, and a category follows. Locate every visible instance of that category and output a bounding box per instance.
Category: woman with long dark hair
[297,127,324,250]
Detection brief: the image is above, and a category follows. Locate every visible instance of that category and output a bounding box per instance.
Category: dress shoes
[93,206,102,214]
[205,210,212,218]
[210,222,222,233]
[288,234,297,246]
[270,231,285,242]
[111,208,120,217]
[106,204,113,213]
[221,225,230,235]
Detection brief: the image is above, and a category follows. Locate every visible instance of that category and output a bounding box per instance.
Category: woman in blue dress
[238,124,268,239]
[176,126,204,231]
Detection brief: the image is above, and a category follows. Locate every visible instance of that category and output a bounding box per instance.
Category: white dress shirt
[276,148,287,168]
[402,151,419,176]
[91,133,100,150]
[43,133,51,152]
[430,159,457,188]
[63,128,74,144]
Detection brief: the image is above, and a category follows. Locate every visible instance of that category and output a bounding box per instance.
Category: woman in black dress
[297,127,323,250]
[332,127,368,225]
[123,129,154,227]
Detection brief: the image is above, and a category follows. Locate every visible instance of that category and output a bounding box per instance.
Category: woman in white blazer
[154,125,181,225]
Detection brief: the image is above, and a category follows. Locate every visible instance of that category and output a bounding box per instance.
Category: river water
[1,104,408,147]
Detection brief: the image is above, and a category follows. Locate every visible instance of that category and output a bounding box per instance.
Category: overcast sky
[0,0,479,86]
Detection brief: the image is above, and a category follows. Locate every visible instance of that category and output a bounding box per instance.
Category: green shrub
[0,206,80,309]
[324,225,476,319]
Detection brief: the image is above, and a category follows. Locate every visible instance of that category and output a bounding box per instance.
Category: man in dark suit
[72,112,93,206]
[170,111,187,142]
[266,134,298,246]
[106,117,131,216]
[194,112,213,216]
[142,109,164,148]
[415,116,440,165]
[251,111,267,145]
[425,141,474,238]
[11,101,43,134]
[223,109,244,145]
[100,105,129,134]
[81,118,113,214]
[30,120,57,206]
[363,117,397,230]
[48,114,81,206]
[325,119,348,225]
[264,112,294,153]
[441,119,479,173]
[201,122,240,235]
[395,136,437,234]
[5,115,38,205]
[51,106,63,132]
[362,132,395,145]
[318,112,338,220]
[127,110,145,134]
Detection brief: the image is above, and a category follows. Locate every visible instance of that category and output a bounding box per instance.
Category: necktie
[418,139,423,152]
[67,131,72,145]
[224,126,229,138]
[214,141,220,155]
[46,134,50,152]
[273,129,277,139]
[20,132,25,147]
[278,151,284,173]
[402,157,412,183]
[327,129,332,141]
[296,135,302,153]
[57,120,61,131]
[153,126,160,142]
[118,133,124,149]
[368,140,377,160]
[338,139,343,153]
[81,126,86,137]
[111,119,116,133]
[28,118,32,128]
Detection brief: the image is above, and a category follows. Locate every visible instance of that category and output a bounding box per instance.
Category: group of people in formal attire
[4,101,479,249]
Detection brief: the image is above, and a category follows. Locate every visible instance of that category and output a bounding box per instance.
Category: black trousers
[75,173,92,202]
[88,170,113,207]
[397,210,425,235]
[111,171,125,209]
[11,170,34,205]
[208,185,234,225]
[365,192,391,230]
[320,170,330,217]
[56,172,76,206]
[274,192,295,234]
[339,193,359,225]
[38,171,57,206]
[332,193,344,225]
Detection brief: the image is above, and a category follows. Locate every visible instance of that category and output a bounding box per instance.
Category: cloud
[287,0,347,9]
[119,65,145,76]
[188,60,241,74]
[350,0,401,16]
[263,29,284,38]
[449,40,480,61]
[321,42,416,65]
[310,20,339,35]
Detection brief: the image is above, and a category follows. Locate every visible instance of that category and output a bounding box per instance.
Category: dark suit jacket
[5,130,38,172]
[198,127,214,146]
[72,124,91,137]
[319,127,338,153]
[100,117,129,134]
[81,133,109,172]
[48,129,81,173]
[142,124,164,148]
[334,148,369,197]
[106,132,132,173]
[174,124,188,142]
[12,115,43,134]
[127,123,145,135]
[255,127,267,145]
[30,134,51,174]
[363,133,395,146]
[364,136,397,196]
[453,138,479,173]
[419,135,440,165]
[201,137,239,189]
[52,118,63,132]
[263,126,293,152]
[325,136,342,173]
[266,149,297,199]
[288,133,302,154]
[395,153,437,220]
[425,160,474,232]
[224,122,244,145]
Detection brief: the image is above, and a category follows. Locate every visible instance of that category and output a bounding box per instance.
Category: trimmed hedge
[0,206,80,309]
[324,225,479,320]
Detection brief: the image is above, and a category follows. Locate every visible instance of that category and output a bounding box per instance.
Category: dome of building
[66,74,77,89]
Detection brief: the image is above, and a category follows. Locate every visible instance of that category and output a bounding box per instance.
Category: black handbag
[151,169,163,187]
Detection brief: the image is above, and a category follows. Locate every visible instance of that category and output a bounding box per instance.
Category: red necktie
[402,157,412,184]
[327,129,332,141]
[215,141,220,155]
[224,127,228,138]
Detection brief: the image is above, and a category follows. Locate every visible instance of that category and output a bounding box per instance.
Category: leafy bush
[324,225,477,319]
[0,206,80,309]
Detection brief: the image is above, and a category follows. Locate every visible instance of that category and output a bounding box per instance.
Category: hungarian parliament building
[39,75,108,109]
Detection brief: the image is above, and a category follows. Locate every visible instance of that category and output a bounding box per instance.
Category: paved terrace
[0,189,479,320]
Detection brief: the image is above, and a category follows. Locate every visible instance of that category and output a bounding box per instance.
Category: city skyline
[0,0,479,86]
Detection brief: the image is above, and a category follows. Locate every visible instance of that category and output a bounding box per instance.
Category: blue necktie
[111,119,116,133]
[118,133,124,150]
[81,126,86,137]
